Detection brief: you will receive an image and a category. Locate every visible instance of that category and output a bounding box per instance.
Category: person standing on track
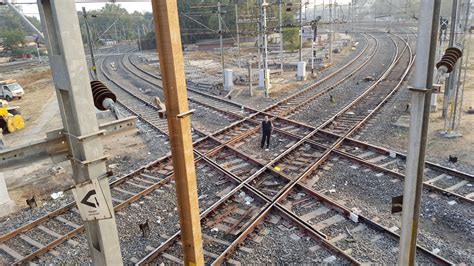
[261,116,273,150]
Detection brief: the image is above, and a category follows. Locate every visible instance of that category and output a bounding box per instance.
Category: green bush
[283,27,299,52]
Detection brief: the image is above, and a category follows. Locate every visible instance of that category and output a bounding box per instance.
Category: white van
[0,80,25,101]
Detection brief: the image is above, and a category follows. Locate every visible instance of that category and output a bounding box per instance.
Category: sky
[12,0,154,17]
[12,0,353,18]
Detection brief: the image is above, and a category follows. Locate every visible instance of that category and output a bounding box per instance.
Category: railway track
[0,60,47,72]
[0,33,377,264]
[1,32,471,264]
[135,34,454,264]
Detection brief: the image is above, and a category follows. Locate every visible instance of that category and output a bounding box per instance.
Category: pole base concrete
[0,173,17,217]
[297,61,306,81]
[0,201,18,217]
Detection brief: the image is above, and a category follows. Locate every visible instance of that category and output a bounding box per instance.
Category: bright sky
[13,0,352,18]
[13,1,154,17]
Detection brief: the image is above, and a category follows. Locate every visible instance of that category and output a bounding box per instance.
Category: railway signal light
[436,47,462,74]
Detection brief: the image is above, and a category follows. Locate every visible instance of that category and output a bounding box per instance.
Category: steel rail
[140,34,451,265]
[120,54,256,120]
[0,31,422,264]
[209,33,441,265]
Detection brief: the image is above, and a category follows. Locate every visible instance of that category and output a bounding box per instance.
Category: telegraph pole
[388,0,393,33]
[257,1,262,71]
[373,0,377,29]
[235,3,241,68]
[218,2,225,84]
[114,22,120,53]
[299,0,303,61]
[399,0,440,264]
[82,7,97,79]
[248,60,253,96]
[442,0,459,118]
[329,0,333,63]
[449,0,471,132]
[262,0,270,97]
[137,26,142,51]
[279,0,284,71]
[150,0,204,264]
[322,0,325,21]
[311,20,318,76]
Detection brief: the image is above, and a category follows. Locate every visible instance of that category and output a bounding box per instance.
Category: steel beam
[0,116,137,170]
[150,0,205,265]
[399,0,440,264]
[36,0,123,264]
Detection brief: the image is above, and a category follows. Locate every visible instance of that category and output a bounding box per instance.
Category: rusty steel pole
[150,0,205,265]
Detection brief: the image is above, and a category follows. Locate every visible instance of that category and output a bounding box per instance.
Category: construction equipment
[0,79,25,101]
[0,100,25,134]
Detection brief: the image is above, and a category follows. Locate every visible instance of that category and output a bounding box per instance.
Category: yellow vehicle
[0,100,25,134]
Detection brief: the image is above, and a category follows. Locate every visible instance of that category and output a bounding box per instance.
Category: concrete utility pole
[329,0,333,63]
[137,26,142,51]
[235,3,241,68]
[257,4,262,71]
[82,7,97,79]
[322,0,325,21]
[398,0,440,264]
[262,0,270,97]
[279,0,284,71]
[248,60,253,96]
[311,21,318,75]
[442,0,459,118]
[373,0,376,29]
[114,22,120,53]
[150,0,204,264]
[449,0,471,132]
[432,17,448,112]
[299,0,303,61]
[388,0,392,33]
[218,2,225,84]
[37,0,123,264]
[455,26,472,129]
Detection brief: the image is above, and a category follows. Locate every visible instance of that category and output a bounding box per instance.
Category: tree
[283,27,299,52]
[0,5,27,53]
[2,30,25,51]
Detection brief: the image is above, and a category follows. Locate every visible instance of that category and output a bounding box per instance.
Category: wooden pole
[150,1,205,265]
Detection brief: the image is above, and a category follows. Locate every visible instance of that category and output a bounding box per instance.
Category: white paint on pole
[72,178,113,221]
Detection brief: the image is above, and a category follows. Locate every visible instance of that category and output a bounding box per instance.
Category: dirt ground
[386,35,474,170]
[0,67,156,206]
[426,34,474,167]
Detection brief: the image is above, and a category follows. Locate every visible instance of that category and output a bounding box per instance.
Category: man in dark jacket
[261,116,273,150]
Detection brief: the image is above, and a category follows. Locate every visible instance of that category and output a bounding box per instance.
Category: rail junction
[0,0,473,265]
[1,27,473,264]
